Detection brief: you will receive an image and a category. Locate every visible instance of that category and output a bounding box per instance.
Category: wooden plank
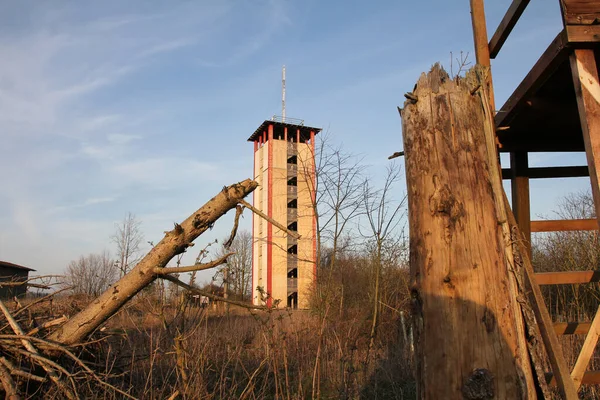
[547,370,600,385]
[566,25,600,43]
[496,31,569,129]
[501,165,589,179]
[560,0,600,25]
[572,306,600,389]
[469,0,495,112]
[554,321,592,335]
[531,218,598,232]
[506,191,578,398]
[570,49,600,232]
[511,152,531,255]
[489,0,530,58]
[535,270,600,285]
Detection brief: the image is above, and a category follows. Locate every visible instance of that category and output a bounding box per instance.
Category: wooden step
[535,271,600,285]
[531,219,598,232]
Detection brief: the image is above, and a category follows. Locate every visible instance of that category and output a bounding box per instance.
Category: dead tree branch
[49,179,258,346]
[156,253,233,275]
[224,205,244,248]
[162,275,266,310]
[238,199,300,239]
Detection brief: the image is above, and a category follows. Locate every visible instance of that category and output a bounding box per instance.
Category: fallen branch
[0,300,77,399]
[0,360,19,400]
[224,205,244,248]
[49,179,258,346]
[0,356,46,383]
[156,253,233,275]
[162,275,266,310]
[239,199,300,239]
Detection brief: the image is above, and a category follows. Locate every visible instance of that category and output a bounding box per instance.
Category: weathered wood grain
[401,64,536,399]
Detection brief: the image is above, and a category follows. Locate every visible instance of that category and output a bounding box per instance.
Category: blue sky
[0,1,590,282]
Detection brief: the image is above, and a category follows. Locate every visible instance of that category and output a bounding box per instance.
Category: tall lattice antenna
[282,65,286,122]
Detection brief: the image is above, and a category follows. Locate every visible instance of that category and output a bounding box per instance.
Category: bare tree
[360,162,406,353]
[111,212,144,277]
[217,230,252,301]
[65,251,117,297]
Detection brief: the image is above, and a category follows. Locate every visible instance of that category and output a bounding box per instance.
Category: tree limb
[156,253,233,275]
[161,275,266,310]
[49,179,258,346]
[238,199,300,239]
[224,205,244,248]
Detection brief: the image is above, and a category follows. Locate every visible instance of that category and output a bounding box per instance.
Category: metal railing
[271,115,305,125]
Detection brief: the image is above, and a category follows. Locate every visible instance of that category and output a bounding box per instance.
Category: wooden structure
[412,0,600,397]
[402,1,600,397]
[0,261,34,299]
[249,117,319,309]
[485,0,600,392]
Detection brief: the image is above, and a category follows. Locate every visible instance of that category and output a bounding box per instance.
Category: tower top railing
[271,115,305,126]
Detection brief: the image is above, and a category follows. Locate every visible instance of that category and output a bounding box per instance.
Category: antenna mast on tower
[282,65,286,122]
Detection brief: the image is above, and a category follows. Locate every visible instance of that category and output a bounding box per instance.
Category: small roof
[0,261,35,272]
[247,117,322,142]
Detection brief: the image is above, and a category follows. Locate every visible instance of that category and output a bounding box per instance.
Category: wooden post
[401,65,536,399]
[570,48,600,223]
[510,152,531,256]
[469,0,495,112]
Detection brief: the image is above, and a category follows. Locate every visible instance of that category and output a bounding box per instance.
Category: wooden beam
[531,219,598,232]
[547,370,600,385]
[496,31,569,129]
[560,0,600,26]
[510,152,531,255]
[566,25,600,44]
[535,271,600,285]
[554,321,592,335]
[501,165,589,179]
[570,49,600,231]
[571,306,600,389]
[489,0,530,59]
[506,191,578,398]
[469,0,495,112]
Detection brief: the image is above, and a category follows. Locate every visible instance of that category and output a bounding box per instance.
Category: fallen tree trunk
[50,179,258,346]
[400,65,536,399]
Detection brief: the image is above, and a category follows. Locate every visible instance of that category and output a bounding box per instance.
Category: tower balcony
[287,255,297,271]
[287,142,298,155]
[287,185,297,197]
[287,278,298,294]
[287,208,297,220]
[287,236,298,248]
[287,164,297,177]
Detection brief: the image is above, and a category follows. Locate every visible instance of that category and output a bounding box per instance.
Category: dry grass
[11,288,415,399]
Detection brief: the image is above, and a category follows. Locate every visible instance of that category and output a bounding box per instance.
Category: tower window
[287,199,297,209]
[287,268,298,278]
[287,155,297,164]
[287,177,297,186]
[287,245,297,255]
[287,221,297,232]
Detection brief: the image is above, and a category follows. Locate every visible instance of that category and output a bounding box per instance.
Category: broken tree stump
[400,65,536,399]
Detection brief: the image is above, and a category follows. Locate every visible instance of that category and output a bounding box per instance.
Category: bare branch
[156,253,234,275]
[224,205,244,248]
[161,274,266,310]
[239,199,300,239]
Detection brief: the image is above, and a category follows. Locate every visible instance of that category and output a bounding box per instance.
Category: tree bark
[50,179,258,345]
[401,65,536,399]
